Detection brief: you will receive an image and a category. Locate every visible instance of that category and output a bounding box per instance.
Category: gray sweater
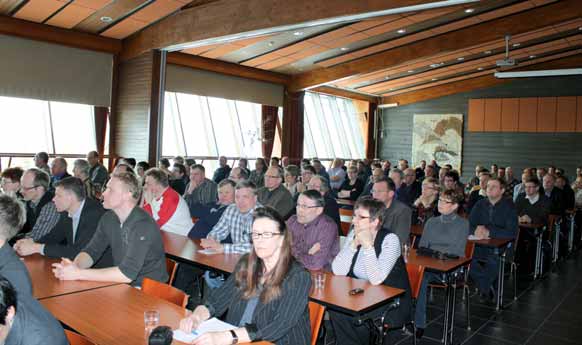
[419,212,469,257]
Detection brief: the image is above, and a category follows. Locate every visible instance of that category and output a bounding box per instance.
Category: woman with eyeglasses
[412,177,440,225]
[179,206,311,345]
[330,197,412,345]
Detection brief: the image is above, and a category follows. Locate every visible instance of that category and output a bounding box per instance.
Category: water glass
[402,243,410,261]
[314,272,326,289]
[144,310,160,334]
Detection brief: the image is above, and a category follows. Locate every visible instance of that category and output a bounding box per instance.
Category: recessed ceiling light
[477,67,484,71]
[407,70,415,73]
[578,27,582,31]
[293,31,304,36]
[340,47,349,51]
[430,62,443,68]
[384,76,390,80]
[100,16,113,23]
[389,88,395,91]
[457,57,465,61]
[529,55,536,58]
[268,41,274,47]
[431,78,438,81]
[397,29,406,34]
[464,8,475,13]
[484,50,492,54]
[513,43,521,47]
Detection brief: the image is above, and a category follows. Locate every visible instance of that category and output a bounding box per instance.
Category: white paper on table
[468,235,489,240]
[197,249,219,255]
[173,318,237,342]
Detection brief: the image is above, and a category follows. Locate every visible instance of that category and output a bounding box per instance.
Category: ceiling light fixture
[397,29,406,34]
[484,50,492,54]
[268,41,274,47]
[378,103,399,108]
[457,57,465,61]
[512,43,521,47]
[408,70,415,73]
[495,69,582,78]
[340,47,349,51]
[464,8,475,13]
[432,78,438,81]
[100,16,113,23]
[293,31,304,36]
[477,67,484,71]
[529,55,536,59]
[430,62,444,68]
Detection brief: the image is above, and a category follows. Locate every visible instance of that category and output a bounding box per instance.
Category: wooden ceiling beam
[311,86,379,103]
[380,54,582,106]
[120,0,452,61]
[167,52,290,85]
[0,15,122,54]
[289,0,582,91]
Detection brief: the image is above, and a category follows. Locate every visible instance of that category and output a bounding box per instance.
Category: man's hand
[52,258,81,280]
[14,238,42,256]
[186,180,199,194]
[356,229,374,249]
[200,238,225,253]
[519,215,532,224]
[338,190,350,198]
[474,226,490,239]
[308,243,321,255]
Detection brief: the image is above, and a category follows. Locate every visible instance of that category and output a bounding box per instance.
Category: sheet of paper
[468,234,489,240]
[197,249,219,255]
[173,318,236,342]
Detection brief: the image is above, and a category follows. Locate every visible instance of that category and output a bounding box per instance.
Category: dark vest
[347,229,412,327]
[24,190,55,233]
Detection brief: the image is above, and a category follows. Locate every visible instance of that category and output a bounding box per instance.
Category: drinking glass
[314,272,326,289]
[144,310,160,335]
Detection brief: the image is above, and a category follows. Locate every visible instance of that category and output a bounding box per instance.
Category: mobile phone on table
[349,288,364,295]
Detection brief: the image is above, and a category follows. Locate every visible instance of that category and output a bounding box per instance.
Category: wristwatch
[230,330,238,344]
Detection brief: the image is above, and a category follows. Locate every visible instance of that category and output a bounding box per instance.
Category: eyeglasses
[353,214,371,220]
[371,189,388,194]
[20,185,39,191]
[438,198,454,204]
[296,203,320,209]
[250,232,283,240]
[264,175,280,179]
[0,179,16,185]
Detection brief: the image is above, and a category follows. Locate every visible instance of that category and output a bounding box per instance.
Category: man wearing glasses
[19,168,60,241]
[257,166,294,219]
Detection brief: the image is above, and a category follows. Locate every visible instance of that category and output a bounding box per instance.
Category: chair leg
[429,286,434,303]
[512,263,517,300]
[413,322,417,345]
[465,287,471,330]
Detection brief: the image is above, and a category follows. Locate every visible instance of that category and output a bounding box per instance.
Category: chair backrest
[465,241,476,259]
[166,258,178,285]
[142,278,188,308]
[308,301,326,345]
[338,208,354,217]
[405,263,425,299]
[65,330,95,345]
[340,221,351,236]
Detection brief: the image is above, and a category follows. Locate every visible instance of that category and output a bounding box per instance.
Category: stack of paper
[173,318,237,342]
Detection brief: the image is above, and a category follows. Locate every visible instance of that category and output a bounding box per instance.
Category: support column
[281,91,304,164]
[366,102,378,159]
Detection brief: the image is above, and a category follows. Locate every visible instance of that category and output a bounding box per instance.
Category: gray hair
[310,175,330,193]
[25,168,50,191]
[390,168,404,179]
[0,195,26,240]
[235,180,257,195]
[73,159,91,178]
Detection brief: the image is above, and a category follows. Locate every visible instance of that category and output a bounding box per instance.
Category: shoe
[415,328,425,339]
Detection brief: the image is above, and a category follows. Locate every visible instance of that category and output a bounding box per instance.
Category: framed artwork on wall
[412,114,463,172]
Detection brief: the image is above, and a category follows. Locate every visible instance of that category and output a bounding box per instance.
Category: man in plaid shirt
[201,180,261,254]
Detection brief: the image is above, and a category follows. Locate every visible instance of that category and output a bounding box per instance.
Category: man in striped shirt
[183,164,217,212]
[20,169,60,241]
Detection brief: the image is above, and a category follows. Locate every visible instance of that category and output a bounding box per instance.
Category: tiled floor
[323,250,582,345]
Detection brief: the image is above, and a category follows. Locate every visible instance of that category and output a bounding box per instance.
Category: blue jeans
[414,271,445,329]
[203,270,225,289]
[469,247,499,295]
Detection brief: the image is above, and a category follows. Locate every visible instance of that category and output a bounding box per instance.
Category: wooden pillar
[93,106,108,162]
[366,102,378,159]
[261,105,278,160]
[281,91,305,164]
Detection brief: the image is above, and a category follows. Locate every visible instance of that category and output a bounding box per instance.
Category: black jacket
[38,198,113,268]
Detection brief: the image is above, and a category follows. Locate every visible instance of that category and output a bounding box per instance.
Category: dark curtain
[93,106,109,162]
[366,102,378,159]
[261,105,278,160]
[281,91,305,165]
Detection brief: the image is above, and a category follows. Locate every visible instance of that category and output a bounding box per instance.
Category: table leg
[534,229,541,279]
[447,274,458,345]
[553,221,560,263]
[496,252,506,311]
[442,275,452,345]
[568,215,574,254]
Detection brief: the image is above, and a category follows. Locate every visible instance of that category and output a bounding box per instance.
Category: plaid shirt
[207,203,262,254]
[184,178,218,207]
[27,201,60,241]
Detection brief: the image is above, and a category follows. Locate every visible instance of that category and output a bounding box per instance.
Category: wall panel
[518,98,538,132]
[483,98,502,131]
[537,97,557,132]
[555,96,577,132]
[501,98,519,132]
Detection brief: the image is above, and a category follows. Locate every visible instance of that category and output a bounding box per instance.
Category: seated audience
[14,177,112,267]
[397,168,421,207]
[287,190,339,271]
[337,166,364,201]
[466,170,490,213]
[72,159,97,199]
[283,165,300,198]
[86,150,108,190]
[490,164,499,177]
[515,177,550,225]
[249,158,267,188]
[0,167,23,198]
[311,159,330,182]
[469,177,517,303]
[238,158,250,177]
[20,168,60,241]
[423,164,436,180]
[306,176,341,232]
[542,174,564,215]
[372,177,412,245]
[270,156,280,167]
[229,167,248,184]
[213,156,231,183]
[389,168,404,192]
[328,158,346,191]
[281,156,289,168]
[201,181,259,254]
[50,157,71,186]
[52,172,169,287]
[513,170,531,202]
[143,168,193,236]
[382,160,392,176]
[296,165,316,194]
[415,160,426,180]
[257,166,294,219]
[412,177,440,225]
[414,189,469,338]
[158,158,172,176]
[573,175,582,208]
[0,276,68,345]
[170,163,188,195]
[179,207,311,345]
[113,163,135,175]
[504,166,519,199]
[34,151,51,176]
[184,164,218,210]
[330,197,411,345]
[188,179,236,239]
[555,175,575,211]
[361,167,384,197]
[356,160,371,182]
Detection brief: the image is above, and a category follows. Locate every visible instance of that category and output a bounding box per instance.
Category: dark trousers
[329,309,397,345]
[414,271,444,329]
[469,247,498,295]
[173,264,205,307]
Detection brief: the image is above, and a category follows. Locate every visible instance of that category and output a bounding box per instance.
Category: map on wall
[412,114,463,172]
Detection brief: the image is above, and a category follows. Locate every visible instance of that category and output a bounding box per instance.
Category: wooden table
[162,231,241,274]
[406,249,472,345]
[41,284,271,345]
[22,254,120,300]
[469,238,513,310]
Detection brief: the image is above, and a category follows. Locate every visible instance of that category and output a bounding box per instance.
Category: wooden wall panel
[555,96,577,132]
[468,99,485,131]
[501,98,519,132]
[537,97,557,132]
[577,96,582,132]
[518,97,538,132]
[483,98,502,132]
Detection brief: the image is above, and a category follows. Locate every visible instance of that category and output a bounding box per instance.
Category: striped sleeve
[331,229,357,276]
[361,233,400,285]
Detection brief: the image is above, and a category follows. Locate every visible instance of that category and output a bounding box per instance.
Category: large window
[0,96,96,169]
[162,92,265,172]
[304,92,365,160]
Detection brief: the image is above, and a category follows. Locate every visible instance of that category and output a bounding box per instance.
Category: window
[304,92,365,160]
[0,96,96,170]
[162,92,264,171]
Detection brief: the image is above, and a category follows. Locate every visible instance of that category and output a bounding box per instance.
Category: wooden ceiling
[1,0,581,104]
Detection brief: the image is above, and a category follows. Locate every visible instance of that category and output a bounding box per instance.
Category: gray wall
[378,76,582,181]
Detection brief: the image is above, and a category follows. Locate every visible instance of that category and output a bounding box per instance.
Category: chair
[308,301,326,345]
[166,258,178,285]
[65,330,95,345]
[405,263,425,345]
[142,277,189,308]
[339,208,353,236]
[507,227,521,300]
